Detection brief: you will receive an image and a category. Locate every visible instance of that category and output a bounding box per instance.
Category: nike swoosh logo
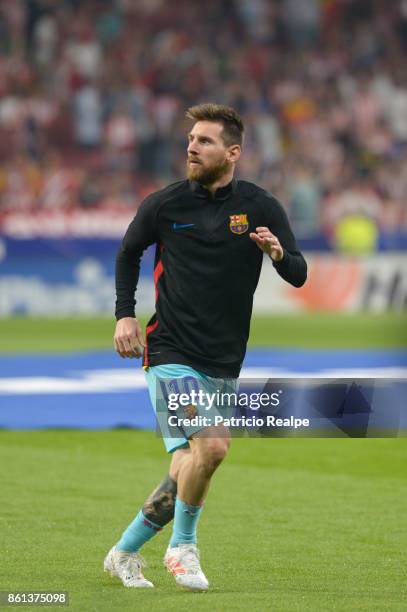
[172,223,195,230]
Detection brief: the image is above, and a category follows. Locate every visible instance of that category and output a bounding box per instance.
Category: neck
[203,168,235,195]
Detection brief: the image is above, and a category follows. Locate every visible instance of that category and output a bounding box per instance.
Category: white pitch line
[0,367,405,395]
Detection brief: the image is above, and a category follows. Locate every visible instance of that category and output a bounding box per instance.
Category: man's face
[187,121,233,184]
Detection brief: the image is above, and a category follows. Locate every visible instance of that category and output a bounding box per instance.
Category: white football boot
[164,543,209,591]
[104,546,154,588]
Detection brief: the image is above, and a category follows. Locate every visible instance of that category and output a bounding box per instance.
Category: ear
[227,144,241,163]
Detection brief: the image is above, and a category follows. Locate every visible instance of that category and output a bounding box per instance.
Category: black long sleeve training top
[115,178,307,378]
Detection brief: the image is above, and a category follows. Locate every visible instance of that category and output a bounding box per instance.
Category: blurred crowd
[0,0,406,248]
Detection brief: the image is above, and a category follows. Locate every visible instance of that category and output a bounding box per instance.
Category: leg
[169,447,191,482]
[139,447,189,523]
[104,448,190,588]
[177,424,231,505]
[138,448,189,526]
[165,425,231,591]
[142,473,178,526]
[115,447,190,552]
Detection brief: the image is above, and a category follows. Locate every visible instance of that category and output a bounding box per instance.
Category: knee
[194,437,230,474]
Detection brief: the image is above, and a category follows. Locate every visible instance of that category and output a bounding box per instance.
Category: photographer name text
[168,415,310,429]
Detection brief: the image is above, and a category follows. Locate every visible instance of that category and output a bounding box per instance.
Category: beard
[187,157,231,185]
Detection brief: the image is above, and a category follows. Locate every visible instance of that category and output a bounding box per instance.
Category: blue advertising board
[0,238,155,315]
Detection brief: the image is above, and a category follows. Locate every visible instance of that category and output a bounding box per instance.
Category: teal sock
[169,497,203,548]
[116,510,162,553]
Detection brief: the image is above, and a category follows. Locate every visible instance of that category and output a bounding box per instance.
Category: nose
[187,138,199,155]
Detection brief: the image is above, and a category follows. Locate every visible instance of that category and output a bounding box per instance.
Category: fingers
[255,226,274,234]
[114,335,143,359]
[249,228,279,248]
[249,232,263,245]
[251,227,277,241]
[135,326,146,349]
[114,317,145,359]
[249,228,284,261]
[255,227,278,243]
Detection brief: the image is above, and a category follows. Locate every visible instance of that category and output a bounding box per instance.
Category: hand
[249,226,284,262]
[114,317,146,359]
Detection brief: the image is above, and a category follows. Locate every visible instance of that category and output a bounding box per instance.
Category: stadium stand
[0,0,406,248]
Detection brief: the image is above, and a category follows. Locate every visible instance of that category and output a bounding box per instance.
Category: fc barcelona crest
[229,214,249,235]
[184,404,197,419]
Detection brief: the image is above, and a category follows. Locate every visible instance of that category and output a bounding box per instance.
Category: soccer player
[104,103,307,591]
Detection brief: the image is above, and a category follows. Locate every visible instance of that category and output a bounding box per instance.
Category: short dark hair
[186,103,244,147]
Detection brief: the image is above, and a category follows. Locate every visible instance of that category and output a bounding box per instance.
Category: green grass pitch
[0,313,406,352]
[0,314,406,610]
[0,431,406,611]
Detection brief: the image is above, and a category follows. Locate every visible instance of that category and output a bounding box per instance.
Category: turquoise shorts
[145,364,237,453]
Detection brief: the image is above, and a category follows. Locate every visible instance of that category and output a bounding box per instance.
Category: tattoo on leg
[142,474,177,526]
